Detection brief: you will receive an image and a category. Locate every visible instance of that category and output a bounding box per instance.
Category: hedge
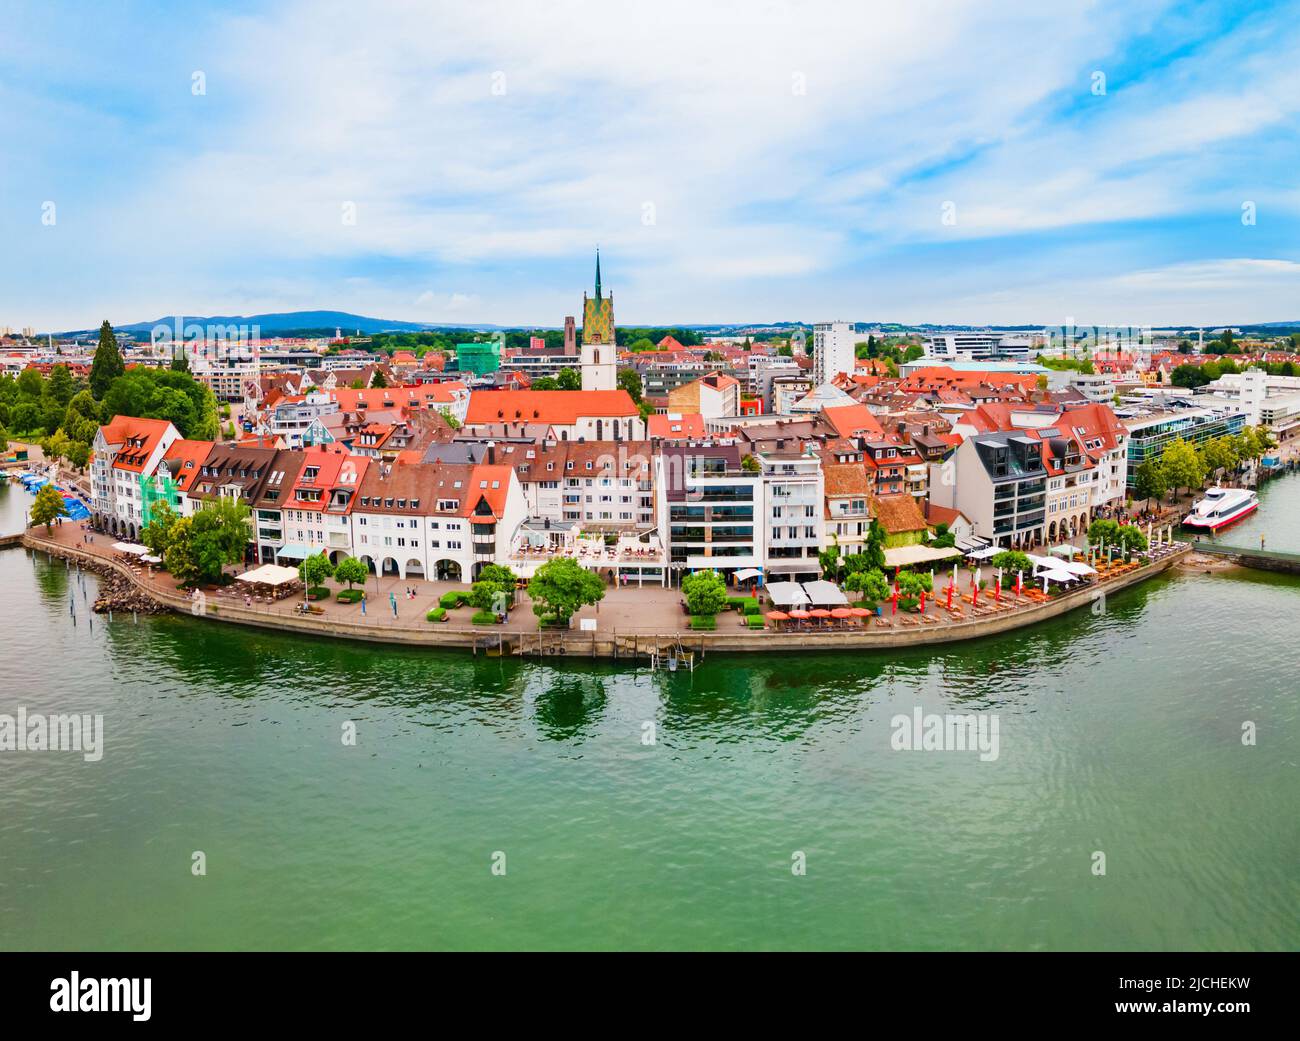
[439,591,470,609]
[745,614,765,629]
[689,615,716,630]
[471,610,497,625]
[425,607,447,623]
[853,600,879,612]
[336,589,364,604]
[898,596,919,613]
[305,586,331,601]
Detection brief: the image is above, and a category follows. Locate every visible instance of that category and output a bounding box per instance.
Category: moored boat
[1182,487,1258,532]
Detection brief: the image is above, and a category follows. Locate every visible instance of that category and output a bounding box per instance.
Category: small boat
[1182,487,1258,532]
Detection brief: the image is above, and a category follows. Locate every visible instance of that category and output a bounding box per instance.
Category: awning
[275,543,325,560]
[766,581,810,608]
[802,580,848,606]
[1038,567,1079,583]
[765,561,818,574]
[1049,544,1080,557]
[140,554,163,564]
[884,544,964,567]
[964,545,998,560]
[1055,559,1097,576]
[733,567,762,582]
[237,563,302,587]
[112,542,148,555]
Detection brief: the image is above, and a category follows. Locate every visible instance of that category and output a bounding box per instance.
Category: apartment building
[929,432,1048,549]
[90,416,181,538]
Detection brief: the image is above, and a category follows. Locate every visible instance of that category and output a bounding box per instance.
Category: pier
[1186,543,1300,576]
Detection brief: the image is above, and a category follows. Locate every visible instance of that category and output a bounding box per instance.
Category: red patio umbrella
[787,609,811,620]
[849,607,872,617]
[765,611,789,621]
[807,609,832,618]
[830,608,853,619]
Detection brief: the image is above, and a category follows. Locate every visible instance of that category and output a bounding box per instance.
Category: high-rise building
[581,250,617,391]
[813,321,856,384]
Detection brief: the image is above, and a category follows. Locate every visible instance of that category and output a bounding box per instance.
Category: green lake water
[0,479,1297,951]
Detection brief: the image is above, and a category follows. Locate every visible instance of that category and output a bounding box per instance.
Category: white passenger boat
[1182,487,1258,532]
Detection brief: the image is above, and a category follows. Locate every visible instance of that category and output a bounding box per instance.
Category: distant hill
[57,311,503,337]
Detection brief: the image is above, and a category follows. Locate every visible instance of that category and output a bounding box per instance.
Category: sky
[3,0,1300,332]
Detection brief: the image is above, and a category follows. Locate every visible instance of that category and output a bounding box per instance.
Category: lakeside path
[21,520,1188,658]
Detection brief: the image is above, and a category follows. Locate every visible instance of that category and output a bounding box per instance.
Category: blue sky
[3,0,1300,331]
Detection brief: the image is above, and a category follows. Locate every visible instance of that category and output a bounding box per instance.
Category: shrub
[305,586,330,600]
[471,610,497,625]
[336,589,364,604]
[745,614,765,629]
[743,600,761,616]
[689,614,716,630]
[898,596,919,613]
[439,591,469,609]
[853,600,878,612]
[425,607,447,623]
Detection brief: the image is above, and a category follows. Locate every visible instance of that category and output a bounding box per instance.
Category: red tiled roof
[465,390,639,425]
[162,439,215,492]
[647,413,708,439]
[821,403,884,440]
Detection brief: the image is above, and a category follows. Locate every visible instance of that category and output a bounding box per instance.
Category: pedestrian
[1260,533,1266,551]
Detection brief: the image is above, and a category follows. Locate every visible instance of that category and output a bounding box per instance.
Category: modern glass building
[1122,406,1245,487]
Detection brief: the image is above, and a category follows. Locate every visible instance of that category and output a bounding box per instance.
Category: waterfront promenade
[19,518,1189,658]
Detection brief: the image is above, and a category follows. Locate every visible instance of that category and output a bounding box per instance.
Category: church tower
[581,250,617,391]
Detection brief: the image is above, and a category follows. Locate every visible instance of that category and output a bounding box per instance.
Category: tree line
[0,321,220,471]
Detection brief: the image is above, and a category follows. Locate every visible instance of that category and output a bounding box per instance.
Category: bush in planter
[336,589,364,604]
[745,614,765,629]
[853,599,878,612]
[471,610,497,625]
[743,600,761,616]
[689,614,716,631]
[439,590,468,610]
[898,596,920,612]
[425,607,447,622]
[305,586,331,601]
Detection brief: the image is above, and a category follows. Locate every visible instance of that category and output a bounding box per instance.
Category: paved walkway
[29,519,1183,639]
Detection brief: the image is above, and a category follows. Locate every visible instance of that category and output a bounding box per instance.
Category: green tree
[1086,519,1120,549]
[991,549,1032,576]
[47,364,75,407]
[528,556,605,625]
[555,367,582,391]
[89,320,125,398]
[617,368,643,403]
[30,483,68,531]
[470,564,518,612]
[740,453,760,473]
[1159,438,1206,497]
[1199,437,1237,482]
[333,556,368,590]
[141,500,179,557]
[165,498,252,586]
[864,516,887,571]
[16,367,43,400]
[1170,364,1210,389]
[845,567,889,602]
[928,522,956,548]
[1116,524,1148,554]
[896,570,933,598]
[298,552,334,592]
[1132,458,1168,510]
[371,369,388,388]
[682,569,727,617]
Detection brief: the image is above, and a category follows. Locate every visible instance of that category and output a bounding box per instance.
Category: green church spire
[594,248,602,299]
